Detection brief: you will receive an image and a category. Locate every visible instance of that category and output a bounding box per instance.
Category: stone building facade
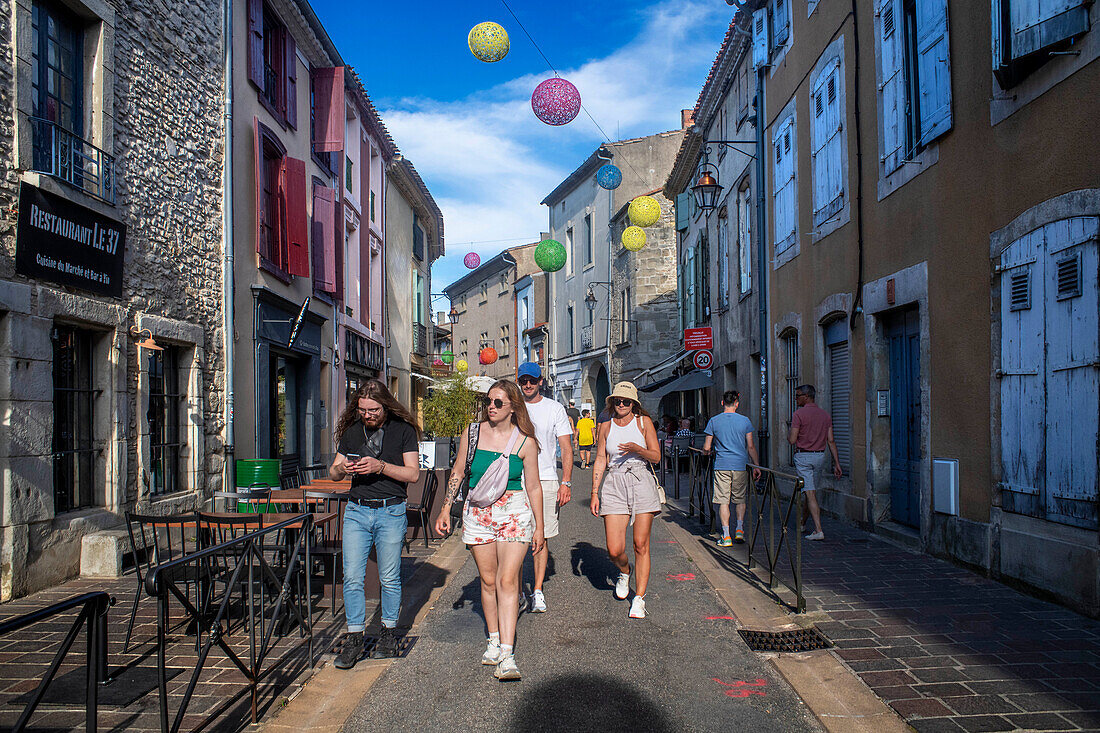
[0,0,226,598]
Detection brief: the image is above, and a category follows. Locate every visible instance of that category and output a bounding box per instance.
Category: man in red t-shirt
[788,384,842,541]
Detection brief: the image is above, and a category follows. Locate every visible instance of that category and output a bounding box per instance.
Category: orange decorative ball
[479,347,499,365]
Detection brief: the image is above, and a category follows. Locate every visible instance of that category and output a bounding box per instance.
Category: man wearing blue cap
[516,361,574,613]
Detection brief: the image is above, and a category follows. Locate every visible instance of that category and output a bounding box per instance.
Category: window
[772,0,790,49]
[737,185,752,294]
[500,325,510,357]
[620,287,632,343]
[412,218,425,262]
[309,75,337,172]
[808,0,821,14]
[148,347,185,496]
[31,1,83,136]
[499,274,509,295]
[811,61,845,225]
[695,233,710,324]
[248,0,297,128]
[254,120,309,277]
[737,64,751,121]
[311,182,337,294]
[824,320,851,472]
[782,329,800,466]
[584,214,593,266]
[479,283,487,302]
[717,106,728,160]
[567,305,575,353]
[345,155,354,193]
[566,227,575,276]
[877,0,951,175]
[270,354,301,458]
[993,0,1091,86]
[773,116,797,252]
[717,213,730,309]
[53,325,95,513]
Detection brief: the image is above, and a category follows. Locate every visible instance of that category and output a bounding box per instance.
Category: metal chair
[405,471,438,549]
[123,512,203,652]
[213,485,272,513]
[302,490,348,618]
[196,512,267,633]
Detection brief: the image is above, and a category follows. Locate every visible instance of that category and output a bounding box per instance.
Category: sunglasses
[612,397,633,407]
[483,397,510,409]
[517,376,540,386]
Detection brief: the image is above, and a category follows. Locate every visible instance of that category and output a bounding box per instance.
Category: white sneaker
[481,639,502,665]
[805,531,825,541]
[614,570,631,600]
[629,596,647,618]
[530,590,547,613]
[494,655,521,681]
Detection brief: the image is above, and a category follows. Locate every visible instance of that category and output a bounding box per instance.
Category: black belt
[348,496,405,507]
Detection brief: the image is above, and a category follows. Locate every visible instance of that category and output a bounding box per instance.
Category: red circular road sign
[693,350,713,370]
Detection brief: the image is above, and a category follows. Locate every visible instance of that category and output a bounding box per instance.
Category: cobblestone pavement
[0,537,441,732]
[666,473,1100,733]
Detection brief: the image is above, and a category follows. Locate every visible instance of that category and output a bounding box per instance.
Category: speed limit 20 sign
[693,350,713,370]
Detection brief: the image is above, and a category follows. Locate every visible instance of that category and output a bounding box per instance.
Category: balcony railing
[30,117,115,204]
[413,323,428,357]
[581,325,594,351]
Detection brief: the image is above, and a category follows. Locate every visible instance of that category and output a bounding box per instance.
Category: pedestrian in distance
[576,409,596,469]
[590,381,663,619]
[329,380,422,668]
[703,391,761,546]
[565,399,581,457]
[787,384,843,541]
[435,380,544,681]
[515,362,573,614]
[675,418,694,438]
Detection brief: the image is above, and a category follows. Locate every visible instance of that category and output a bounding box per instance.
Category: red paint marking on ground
[713,678,768,698]
[705,615,736,620]
[666,573,696,581]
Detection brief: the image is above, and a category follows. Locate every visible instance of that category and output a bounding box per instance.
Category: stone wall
[0,0,225,599]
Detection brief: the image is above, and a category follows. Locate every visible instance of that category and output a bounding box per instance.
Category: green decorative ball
[628,195,661,227]
[441,351,454,364]
[534,239,568,272]
[622,226,647,251]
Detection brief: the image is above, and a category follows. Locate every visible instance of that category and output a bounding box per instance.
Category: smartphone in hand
[345,454,361,474]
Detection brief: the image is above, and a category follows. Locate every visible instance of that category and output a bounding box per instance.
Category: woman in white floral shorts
[436,380,544,681]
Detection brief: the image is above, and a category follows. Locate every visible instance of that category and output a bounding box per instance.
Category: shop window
[270,354,302,459]
[148,346,185,495]
[52,325,96,513]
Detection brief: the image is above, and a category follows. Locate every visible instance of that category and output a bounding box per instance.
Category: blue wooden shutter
[916,0,952,145]
[878,0,905,173]
[676,192,691,230]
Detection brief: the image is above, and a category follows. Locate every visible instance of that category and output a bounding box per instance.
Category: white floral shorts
[462,490,534,545]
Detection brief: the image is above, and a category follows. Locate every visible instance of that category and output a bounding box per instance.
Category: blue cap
[517,362,542,379]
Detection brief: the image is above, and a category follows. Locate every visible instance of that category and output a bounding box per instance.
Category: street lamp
[585,281,612,312]
[692,162,723,212]
[448,305,459,324]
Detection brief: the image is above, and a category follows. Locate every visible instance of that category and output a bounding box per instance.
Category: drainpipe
[754,65,770,467]
[222,0,235,492]
[597,147,614,386]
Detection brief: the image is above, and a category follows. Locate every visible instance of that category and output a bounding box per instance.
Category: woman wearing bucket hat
[589,381,663,618]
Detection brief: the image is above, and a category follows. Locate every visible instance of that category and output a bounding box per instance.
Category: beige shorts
[713,470,749,505]
[599,463,662,518]
[541,479,560,539]
[794,451,828,493]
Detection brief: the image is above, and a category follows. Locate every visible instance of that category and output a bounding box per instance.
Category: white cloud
[382,0,727,293]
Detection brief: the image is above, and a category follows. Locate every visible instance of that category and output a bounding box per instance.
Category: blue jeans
[342,501,407,631]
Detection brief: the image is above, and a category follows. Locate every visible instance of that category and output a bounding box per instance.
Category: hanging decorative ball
[468,22,510,63]
[628,196,661,227]
[622,226,647,251]
[533,238,568,272]
[479,347,499,365]
[596,164,622,190]
[531,78,581,126]
[441,351,454,364]
[456,359,469,372]
[433,358,445,367]
[463,252,481,269]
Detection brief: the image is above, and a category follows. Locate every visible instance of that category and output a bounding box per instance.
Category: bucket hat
[608,381,639,404]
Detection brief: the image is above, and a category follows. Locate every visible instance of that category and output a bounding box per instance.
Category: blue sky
[310,0,731,313]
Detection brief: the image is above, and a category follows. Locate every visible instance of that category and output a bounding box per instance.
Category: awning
[638,369,714,405]
[634,349,690,382]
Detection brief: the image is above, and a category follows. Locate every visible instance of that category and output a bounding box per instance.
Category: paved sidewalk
[669,490,1100,733]
[0,534,441,732]
[340,483,822,732]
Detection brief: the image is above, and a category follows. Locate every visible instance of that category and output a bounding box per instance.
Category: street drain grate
[738,628,831,653]
[331,633,418,659]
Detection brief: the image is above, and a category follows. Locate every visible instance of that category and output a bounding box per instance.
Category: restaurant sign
[15,182,126,297]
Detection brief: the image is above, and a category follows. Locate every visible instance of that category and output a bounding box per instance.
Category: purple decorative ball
[531,78,581,126]
[464,252,481,269]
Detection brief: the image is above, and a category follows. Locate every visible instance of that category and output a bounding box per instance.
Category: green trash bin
[235,459,281,512]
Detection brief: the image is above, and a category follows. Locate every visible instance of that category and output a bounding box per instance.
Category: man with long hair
[329,380,421,668]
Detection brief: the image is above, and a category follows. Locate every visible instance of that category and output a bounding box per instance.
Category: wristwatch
[561,480,572,487]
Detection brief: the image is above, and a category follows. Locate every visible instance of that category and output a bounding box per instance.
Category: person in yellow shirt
[576,410,596,469]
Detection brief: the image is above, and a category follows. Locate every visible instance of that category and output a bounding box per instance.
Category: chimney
[681,109,695,130]
[436,311,446,327]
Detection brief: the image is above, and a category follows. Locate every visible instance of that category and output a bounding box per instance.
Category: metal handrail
[0,591,114,732]
[745,463,806,612]
[145,514,314,733]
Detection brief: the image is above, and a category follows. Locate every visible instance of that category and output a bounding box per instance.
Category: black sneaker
[334,632,365,669]
[370,627,400,659]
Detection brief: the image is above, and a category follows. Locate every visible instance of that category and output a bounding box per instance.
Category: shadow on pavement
[508,673,674,733]
[569,542,614,591]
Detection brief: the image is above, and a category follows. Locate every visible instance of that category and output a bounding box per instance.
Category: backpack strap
[464,422,480,475]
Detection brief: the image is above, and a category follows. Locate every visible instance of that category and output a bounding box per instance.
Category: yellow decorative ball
[456,359,469,373]
[468,22,509,63]
[628,195,661,227]
[622,226,647,251]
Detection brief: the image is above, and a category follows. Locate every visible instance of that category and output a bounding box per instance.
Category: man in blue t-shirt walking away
[703,391,761,546]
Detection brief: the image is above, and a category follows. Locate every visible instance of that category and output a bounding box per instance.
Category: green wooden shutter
[676,192,691,231]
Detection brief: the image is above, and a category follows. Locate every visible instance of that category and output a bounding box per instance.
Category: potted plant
[420,373,479,469]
